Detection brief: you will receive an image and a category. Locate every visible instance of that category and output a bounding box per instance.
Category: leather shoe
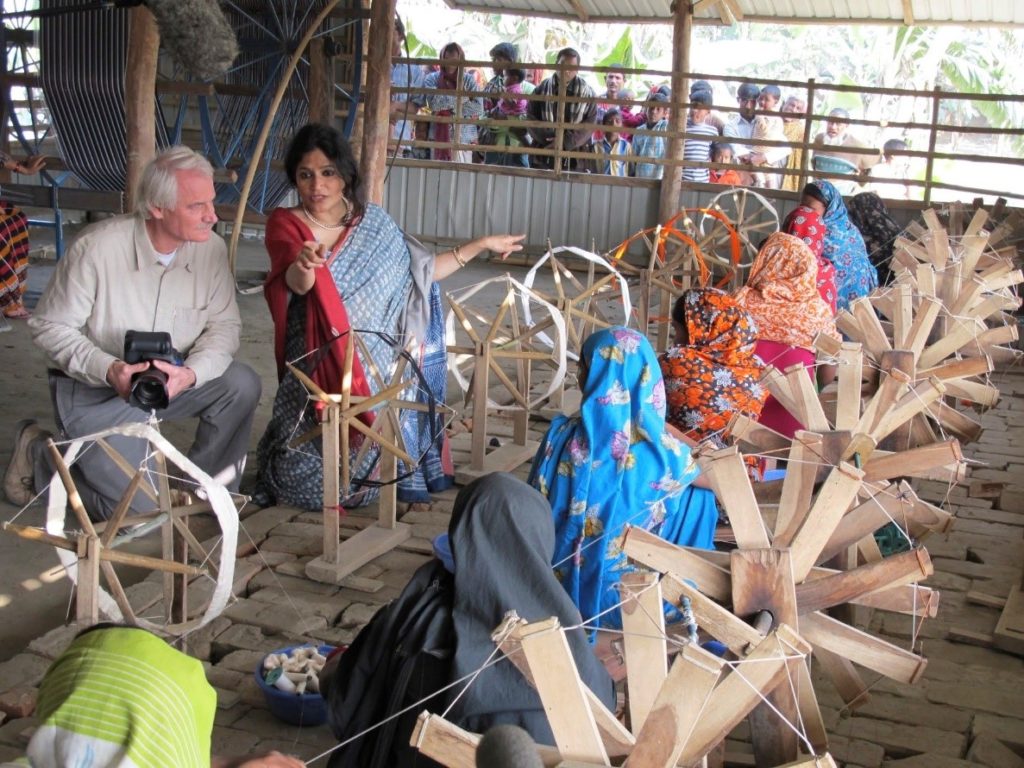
[4,419,51,506]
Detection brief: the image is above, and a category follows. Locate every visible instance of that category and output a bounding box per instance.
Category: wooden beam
[861,440,962,482]
[774,432,824,544]
[802,611,927,684]
[662,573,764,655]
[517,620,610,764]
[901,0,914,25]
[700,447,771,551]
[360,0,396,203]
[124,6,159,212]
[788,462,866,582]
[628,645,724,768]
[624,527,731,601]
[620,573,668,735]
[657,1,691,223]
[677,626,812,765]
[795,548,933,615]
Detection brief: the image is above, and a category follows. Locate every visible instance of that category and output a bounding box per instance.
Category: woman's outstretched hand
[478,233,526,260]
[295,241,327,271]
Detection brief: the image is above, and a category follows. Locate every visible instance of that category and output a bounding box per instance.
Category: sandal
[2,304,31,319]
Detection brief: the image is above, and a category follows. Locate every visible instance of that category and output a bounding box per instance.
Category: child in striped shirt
[683,88,720,183]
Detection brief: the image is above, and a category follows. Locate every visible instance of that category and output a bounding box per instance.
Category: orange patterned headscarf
[659,288,767,444]
[734,232,840,349]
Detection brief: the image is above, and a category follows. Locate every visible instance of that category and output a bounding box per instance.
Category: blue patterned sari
[528,327,717,631]
[816,180,878,311]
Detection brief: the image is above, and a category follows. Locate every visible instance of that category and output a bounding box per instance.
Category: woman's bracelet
[452,244,467,268]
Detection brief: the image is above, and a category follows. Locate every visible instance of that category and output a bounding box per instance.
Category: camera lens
[130,370,170,410]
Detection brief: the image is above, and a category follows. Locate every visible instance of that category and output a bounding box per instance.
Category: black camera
[123,331,184,410]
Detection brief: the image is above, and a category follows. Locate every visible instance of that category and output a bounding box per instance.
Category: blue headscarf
[528,326,717,630]
[814,180,878,311]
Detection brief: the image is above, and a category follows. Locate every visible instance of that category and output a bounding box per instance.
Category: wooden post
[657,0,692,224]
[124,6,159,212]
[798,78,816,191]
[346,0,371,153]
[923,86,941,206]
[307,38,334,125]
[554,63,567,175]
[359,0,395,204]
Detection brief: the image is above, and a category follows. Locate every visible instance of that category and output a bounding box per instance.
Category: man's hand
[151,359,197,401]
[106,360,151,400]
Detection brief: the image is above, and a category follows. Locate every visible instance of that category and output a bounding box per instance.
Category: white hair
[135,145,214,219]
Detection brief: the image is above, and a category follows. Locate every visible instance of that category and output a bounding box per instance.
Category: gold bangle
[452,245,467,267]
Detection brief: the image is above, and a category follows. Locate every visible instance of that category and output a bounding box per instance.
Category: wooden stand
[446,276,566,484]
[290,334,426,585]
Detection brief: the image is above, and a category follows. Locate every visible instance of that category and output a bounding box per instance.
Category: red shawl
[263,208,373,407]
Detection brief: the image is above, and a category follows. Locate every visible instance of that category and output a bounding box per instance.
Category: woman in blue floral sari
[813,180,877,311]
[528,326,717,631]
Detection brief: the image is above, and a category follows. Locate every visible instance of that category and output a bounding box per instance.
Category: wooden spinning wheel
[3,422,239,636]
[446,275,566,483]
[522,245,631,415]
[285,331,446,585]
[698,188,780,283]
[622,442,940,764]
[611,220,710,350]
[828,208,1023,451]
[410,608,834,768]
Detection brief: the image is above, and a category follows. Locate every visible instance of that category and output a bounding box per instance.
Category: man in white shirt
[724,82,790,170]
[5,146,260,519]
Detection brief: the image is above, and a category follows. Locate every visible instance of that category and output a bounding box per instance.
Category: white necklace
[302,205,346,231]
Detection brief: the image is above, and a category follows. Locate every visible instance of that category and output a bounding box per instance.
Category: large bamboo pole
[657,1,691,224]
[307,38,334,125]
[228,0,342,273]
[359,0,396,204]
[124,6,159,213]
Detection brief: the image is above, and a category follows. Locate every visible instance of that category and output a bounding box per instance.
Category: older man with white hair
[5,145,260,519]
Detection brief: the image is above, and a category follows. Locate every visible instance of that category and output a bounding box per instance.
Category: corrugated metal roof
[443,0,1024,25]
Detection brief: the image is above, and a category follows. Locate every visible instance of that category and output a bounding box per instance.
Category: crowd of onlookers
[389,25,915,199]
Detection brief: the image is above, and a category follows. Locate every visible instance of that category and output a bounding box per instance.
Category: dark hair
[802,182,828,206]
[710,141,732,159]
[602,108,622,125]
[690,89,713,107]
[737,82,761,101]
[505,67,526,84]
[671,292,689,326]
[828,107,850,120]
[440,42,465,61]
[690,79,712,95]
[883,138,908,154]
[394,16,405,40]
[284,123,365,223]
[647,92,670,105]
[489,42,518,62]
[760,84,782,101]
[556,47,580,64]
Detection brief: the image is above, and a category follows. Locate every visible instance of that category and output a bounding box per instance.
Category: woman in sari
[782,183,838,314]
[847,191,902,286]
[255,123,523,510]
[528,326,717,630]
[0,152,46,319]
[411,43,484,163]
[814,179,877,311]
[659,288,768,448]
[735,233,841,439]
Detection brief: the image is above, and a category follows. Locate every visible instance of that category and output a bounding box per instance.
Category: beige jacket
[29,215,241,388]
